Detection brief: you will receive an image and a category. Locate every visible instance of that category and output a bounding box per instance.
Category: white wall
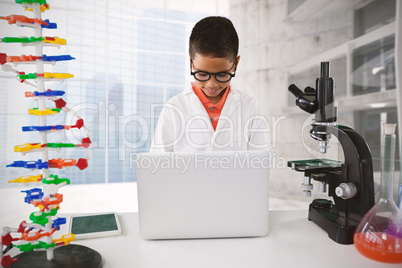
[229,0,357,200]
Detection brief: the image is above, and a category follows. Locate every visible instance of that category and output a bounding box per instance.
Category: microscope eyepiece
[321,62,329,78]
[288,84,303,98]
[288,84,318,114]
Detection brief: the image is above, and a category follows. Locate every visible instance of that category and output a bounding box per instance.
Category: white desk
[48,211,400,268]
[0,181,397,267]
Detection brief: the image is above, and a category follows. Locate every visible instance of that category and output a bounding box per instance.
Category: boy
[150,16,269,152]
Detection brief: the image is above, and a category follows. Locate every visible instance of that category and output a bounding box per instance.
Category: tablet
[69,212,122,240]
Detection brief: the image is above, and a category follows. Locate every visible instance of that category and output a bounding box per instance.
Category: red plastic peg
[1,233,19,247]
[75,158,88,170]
[0,53,6,65]
[1,255,18,267]
[54,98,66,109]
[17,221,27,233]
[74,119,84,129]
[80,137,92,148]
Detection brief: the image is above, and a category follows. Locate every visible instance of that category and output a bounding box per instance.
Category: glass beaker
[354,123,402,263]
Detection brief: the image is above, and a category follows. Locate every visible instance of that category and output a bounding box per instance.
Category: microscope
[288,62,375,244]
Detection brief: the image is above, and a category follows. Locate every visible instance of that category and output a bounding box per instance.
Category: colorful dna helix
[0,1,92,267]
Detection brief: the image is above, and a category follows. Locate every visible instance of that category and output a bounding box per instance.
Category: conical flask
[354,123,402,263]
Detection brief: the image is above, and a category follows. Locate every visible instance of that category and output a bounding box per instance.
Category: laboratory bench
[0,183,400,267]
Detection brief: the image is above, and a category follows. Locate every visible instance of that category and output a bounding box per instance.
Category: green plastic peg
[29,208,58,225]
[1,37,43,43]
[18,73,37,80]
[30,107,62,112]
[47,143,76,148]
[42,174,71,185]
[15,0,47,5]
[1,37,28,43]
[17,241,55,252]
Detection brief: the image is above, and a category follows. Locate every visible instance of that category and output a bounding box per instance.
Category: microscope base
[308,199,358,245]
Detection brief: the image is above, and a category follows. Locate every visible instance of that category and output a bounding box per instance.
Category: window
[0,0,228,187]
[286,0,399,175]
[352,0,396,96]
[354,0,396,38]
[352,34,395,95]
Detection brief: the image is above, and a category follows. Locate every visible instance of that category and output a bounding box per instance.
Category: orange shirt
[193,83,230,131]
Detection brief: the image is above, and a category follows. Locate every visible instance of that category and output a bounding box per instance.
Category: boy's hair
[189,16,239,62]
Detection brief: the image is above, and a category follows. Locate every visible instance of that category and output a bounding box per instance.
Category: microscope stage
[288,159,343,172]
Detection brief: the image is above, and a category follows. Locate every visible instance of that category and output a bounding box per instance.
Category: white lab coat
[150,84,270,152]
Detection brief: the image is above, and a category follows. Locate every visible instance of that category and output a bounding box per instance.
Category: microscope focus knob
[302,176,313,197]
[335,183,357,199]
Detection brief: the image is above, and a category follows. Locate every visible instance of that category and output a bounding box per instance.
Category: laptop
[136,150,270,240]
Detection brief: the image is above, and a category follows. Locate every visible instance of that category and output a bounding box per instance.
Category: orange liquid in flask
[354,232,402,263]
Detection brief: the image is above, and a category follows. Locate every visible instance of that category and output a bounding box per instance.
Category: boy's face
[191,53,239,103]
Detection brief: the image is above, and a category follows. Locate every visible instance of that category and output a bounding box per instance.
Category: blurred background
[0,0,400,206]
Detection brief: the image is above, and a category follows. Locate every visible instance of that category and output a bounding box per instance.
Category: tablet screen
[70,213,121,239]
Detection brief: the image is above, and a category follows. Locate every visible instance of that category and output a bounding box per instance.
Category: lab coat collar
[186,83,241,134]
[186,83,241,123]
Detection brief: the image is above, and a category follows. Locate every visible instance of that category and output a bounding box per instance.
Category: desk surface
[46,211,400,268]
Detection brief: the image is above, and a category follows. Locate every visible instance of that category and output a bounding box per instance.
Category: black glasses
[190,61,236,83]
